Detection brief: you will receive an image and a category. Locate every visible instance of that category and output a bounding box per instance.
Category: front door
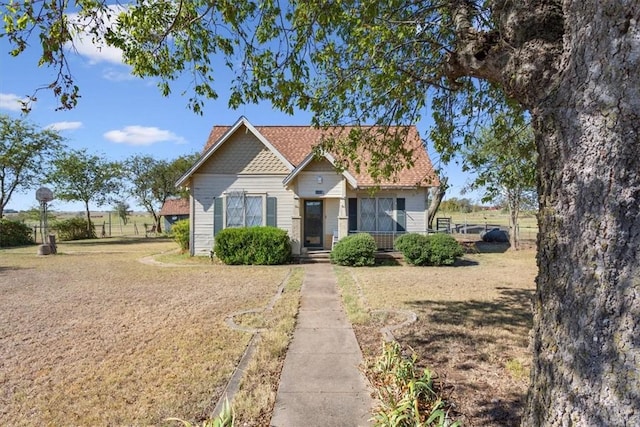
[304,200,323,248]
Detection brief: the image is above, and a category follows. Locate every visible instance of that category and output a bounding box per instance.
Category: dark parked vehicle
[481,228,509,243]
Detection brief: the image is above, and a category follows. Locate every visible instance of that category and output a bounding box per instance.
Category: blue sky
[0,17,478,212]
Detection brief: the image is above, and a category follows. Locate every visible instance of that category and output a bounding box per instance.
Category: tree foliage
[0,115,64,217]
[462,112,537,249]
[125,153,198,232]
[46,149,121,233]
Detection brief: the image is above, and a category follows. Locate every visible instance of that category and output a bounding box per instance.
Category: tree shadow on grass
[398,287,535,426]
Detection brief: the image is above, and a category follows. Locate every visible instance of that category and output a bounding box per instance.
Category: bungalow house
[158,198,190,232]
[176,116,439,257]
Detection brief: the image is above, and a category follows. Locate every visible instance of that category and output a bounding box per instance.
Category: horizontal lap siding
[192,174,294,255]
[297,172,344,198]
[402,189,427,233]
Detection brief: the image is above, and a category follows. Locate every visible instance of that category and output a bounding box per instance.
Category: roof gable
[179,117,440,189]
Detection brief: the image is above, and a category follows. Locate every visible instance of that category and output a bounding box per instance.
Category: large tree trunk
[521,2,640,425]
[449,1,639,423]
[427,176,448,230]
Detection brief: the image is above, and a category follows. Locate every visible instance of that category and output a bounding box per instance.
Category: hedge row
[395,233,463,266]
[0,218,34,247]
[214,226,291,265]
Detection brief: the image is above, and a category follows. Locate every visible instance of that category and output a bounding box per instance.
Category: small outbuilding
[159,198,190,232]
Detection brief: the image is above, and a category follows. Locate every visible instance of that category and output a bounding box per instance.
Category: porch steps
[293,250,404,264]
[294,250,332,264]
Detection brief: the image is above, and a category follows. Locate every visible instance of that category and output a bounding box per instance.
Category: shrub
[51,218,96,241]
[171,219,190,252]
[395,233,463,266]
[214,226,291,265]
[0,218,35,247]
[330,233,376,266]
[394,233,431,266]
[427,233,464,266]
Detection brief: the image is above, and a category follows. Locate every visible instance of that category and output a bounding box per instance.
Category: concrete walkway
[270,263,374,427]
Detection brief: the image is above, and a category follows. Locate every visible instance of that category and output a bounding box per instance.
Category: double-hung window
[214,192,277,235]
[355,197,405,232]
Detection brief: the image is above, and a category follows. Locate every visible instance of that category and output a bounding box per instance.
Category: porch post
[338,196,348,240]
[291,196,301,255]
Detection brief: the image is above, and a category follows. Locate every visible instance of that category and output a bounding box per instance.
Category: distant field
[6,211,159,243]
[437,209,539,241]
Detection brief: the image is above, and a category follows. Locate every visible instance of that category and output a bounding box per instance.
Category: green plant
[171,219,190,252]
[167,398,234,427]
[51,217,96,241]
[427,234,464,266]
[371,342,460,427]
[330,233,377,266]
[395,233,431,266]
[395,233,464,266]
[0,218,35,247]
[214,226,290,265]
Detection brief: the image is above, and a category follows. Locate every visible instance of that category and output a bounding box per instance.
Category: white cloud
[103,69,135,82]
[0,93,27,111]
[66,6,126,65]
[46,121,83,131]
[104,125,187,146]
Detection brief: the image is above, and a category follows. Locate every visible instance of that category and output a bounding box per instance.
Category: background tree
[426,175,448,230]
[47,149,121,235]
[5,1,639,424]
[0,115,64,217]
[462,113,537,249]
[113,201,130,226]
[125,153,197,233]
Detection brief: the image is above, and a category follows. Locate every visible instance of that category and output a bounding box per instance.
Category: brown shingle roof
[159,198,189,216]
[202,122,439,188]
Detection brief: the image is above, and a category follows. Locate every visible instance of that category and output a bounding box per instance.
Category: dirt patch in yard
[347,248,537,426]
[0,240,291,426]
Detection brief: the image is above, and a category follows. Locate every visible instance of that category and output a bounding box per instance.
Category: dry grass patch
[0,239,291,426]
[232,268,303,426]
[344,248,536,427]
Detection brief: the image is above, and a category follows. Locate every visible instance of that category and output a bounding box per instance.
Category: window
[377,198,394,231]
[245,196,263,226]
[214,192,277,235]
[225,192,263,227]
[357,197,405,232]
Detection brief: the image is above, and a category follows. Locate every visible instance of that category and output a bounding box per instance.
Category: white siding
[297,172,344,198]
[401,189,428,232]
[191,173,294,255]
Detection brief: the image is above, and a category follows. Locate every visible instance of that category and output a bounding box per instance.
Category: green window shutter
[266,197,277,227]
[214,197,224,236]
[348,198,358,232]
[396,198,406,232]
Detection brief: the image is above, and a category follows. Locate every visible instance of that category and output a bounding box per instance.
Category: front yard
[0,239,295,426]
[2,238,536,426]
[339,247,537,426]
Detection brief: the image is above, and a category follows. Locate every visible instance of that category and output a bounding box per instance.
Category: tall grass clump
[330,233,377,266]
[371,342,460,426]
[214,227,290,265]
